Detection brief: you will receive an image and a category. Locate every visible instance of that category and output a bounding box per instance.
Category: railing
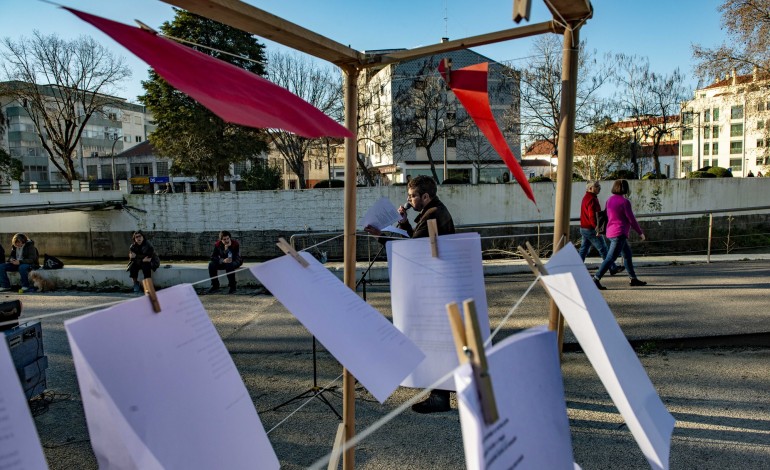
[288,205,770,264]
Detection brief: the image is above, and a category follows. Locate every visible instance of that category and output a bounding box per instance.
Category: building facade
[680,69,770,177]
[358,47,520,184]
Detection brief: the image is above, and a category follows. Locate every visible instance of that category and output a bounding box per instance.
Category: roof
[116,140,157,158]
[524,140,556,157]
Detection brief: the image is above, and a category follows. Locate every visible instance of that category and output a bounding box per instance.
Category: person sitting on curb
[206,231,243,294]
[128,230,160,293]
[0,233,41,293]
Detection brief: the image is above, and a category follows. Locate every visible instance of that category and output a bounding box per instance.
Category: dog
[28,271,57,292]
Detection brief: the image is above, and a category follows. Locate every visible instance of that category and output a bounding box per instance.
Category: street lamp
[110,133,121,190]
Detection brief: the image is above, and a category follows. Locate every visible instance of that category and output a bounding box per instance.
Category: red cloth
[580,191,600,229]
[439,61,535,205]
[65,7,352,139]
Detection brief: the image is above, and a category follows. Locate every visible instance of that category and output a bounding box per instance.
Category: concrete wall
[1,178,769,259]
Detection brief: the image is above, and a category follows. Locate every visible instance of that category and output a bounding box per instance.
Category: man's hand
[640,234,647,242]
[129,251,136,259]
[143,256,152,263]
[10,259,19,266]
[397,205,408,222]
[364,225,382,237]
[223,257,232,264]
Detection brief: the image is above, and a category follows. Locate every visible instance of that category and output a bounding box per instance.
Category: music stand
[271,335,342,419]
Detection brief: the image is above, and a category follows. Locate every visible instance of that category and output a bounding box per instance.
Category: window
[681,127,693,140]
[101,165,113,179]
[87,165,98,178]
[703,143,710,155]
[135,136,142,142]
[233,162,247,176]
[730,123,743,137]
[758,155,770,165]
[133,116,142,125]
[681,144,693,156]
[703,109,710,123]
[682,112,694,125]
[759,120,765,130]
[712,125,720,138]
[712,107,719,120]
[132,164,151,177]
[108,112,118,121]
[758,102,765,112]
[730,141,743,154]
[712,142,719,154]
[682,160,692,174]
[124,135,131,142]
[731,105,744,120]
[115,164,128,179]
[758,139,766,148]
[156,162,169,177]
[703,126,711,139]
[446,138,457,148]
[729,158,743,171]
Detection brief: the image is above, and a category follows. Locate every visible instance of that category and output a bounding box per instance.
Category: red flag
[439,61,536,205]
[65,7,352,139]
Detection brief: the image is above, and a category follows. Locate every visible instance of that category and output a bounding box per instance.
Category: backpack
[43,254,65,270]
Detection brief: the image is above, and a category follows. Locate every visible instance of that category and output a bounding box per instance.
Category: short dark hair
[611,179,630,195]
[407,175,437,199]
[219,230,232,240]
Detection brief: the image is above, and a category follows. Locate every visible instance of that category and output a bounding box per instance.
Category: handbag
[595,209,608,235]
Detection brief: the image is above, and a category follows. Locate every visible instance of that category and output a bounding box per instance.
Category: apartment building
[358,47,520,184]
[680,69,770,177]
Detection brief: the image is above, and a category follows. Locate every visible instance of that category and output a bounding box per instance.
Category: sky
[1,0,727,104]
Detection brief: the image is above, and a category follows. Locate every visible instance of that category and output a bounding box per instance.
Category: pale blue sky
[1,0,726,103]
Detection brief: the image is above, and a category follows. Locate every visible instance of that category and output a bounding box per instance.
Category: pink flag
[66,7,352,139]
[439,61,535,205]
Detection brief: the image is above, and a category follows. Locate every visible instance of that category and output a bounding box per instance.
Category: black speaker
[5,321,48,399]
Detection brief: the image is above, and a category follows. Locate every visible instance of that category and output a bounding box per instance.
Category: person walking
[128,230,160,293]
[206,230,243,294]
[0,233,40,292]
[365,175,456,414]
[579,181,622,275]
[593,179,647,290]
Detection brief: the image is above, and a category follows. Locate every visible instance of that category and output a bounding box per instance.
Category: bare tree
[0,32,131,183]
[692,0,770,82]
[512,35,614,154]
[614,55,688,176]
[574,122,632,180]
[392,57,469,183]
[266,51,343,189]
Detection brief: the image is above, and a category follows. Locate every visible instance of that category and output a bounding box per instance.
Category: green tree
[0,32,130,183]
[139,10,268,190]
[239,158,282,190]
[574,123,632,180]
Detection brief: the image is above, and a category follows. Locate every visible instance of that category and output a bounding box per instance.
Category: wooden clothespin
[276,237,309,267]
[446,298,499,425]
[427,219,439,258]
[517,241,549,280]
[142,278,161,313]
[135,20,158,34]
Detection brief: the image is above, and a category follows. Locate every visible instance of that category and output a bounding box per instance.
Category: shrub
[528,175,552,183]
[696,165,712,172]
[688,170,716,178]
[707,166,732,177]
[606,169,637,180]
[313,179,344,188]
[642,172,667,180]
[571,173,585,182]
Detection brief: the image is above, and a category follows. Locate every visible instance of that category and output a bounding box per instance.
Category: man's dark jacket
[397,197,455,238]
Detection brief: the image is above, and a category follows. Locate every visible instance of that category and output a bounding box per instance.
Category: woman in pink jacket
[593,179,647,290]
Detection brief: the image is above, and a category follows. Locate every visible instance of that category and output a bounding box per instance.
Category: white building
[680,69,770,177]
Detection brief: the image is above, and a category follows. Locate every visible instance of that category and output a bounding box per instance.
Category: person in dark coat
[128,230,160,293]
[0,233,40,292]
[365,175,456,414]
[206,231,243,294]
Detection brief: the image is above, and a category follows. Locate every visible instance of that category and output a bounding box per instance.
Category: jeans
[128,260,153,281]
[208,261,238,287]
[579,228,609,260]
[595,235,637,280]
[0,262,34,288]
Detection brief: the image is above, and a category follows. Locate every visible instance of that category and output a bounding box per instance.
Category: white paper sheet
[454,326,574,470]
[361,197,409,237]
[387,233,490,390]
[64,284,278,470]
[542,243,675,470]
[0,339,48,470]
[250,253,424,403]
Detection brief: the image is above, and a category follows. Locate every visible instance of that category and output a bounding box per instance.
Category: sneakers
[20,287,38,293]
[609,265,625,276]
[0,287,11,292]
[593,278,607,291]
[133,282,142,293]
[629,278,647,286]
[412,390,451,414]
[206,285,220,294]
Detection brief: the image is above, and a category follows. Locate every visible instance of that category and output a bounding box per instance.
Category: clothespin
[517,241,549,280]
[441,58,453,86]
[427,219,439,257]
[446,299,499,425]
[276,237,309,267]
[135,20,158,34]
[142,278,161,313]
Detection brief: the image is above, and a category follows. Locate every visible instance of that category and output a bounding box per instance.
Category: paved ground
[7,256,770,469]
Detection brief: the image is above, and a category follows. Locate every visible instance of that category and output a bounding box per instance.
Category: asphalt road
[8,258,770,469]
